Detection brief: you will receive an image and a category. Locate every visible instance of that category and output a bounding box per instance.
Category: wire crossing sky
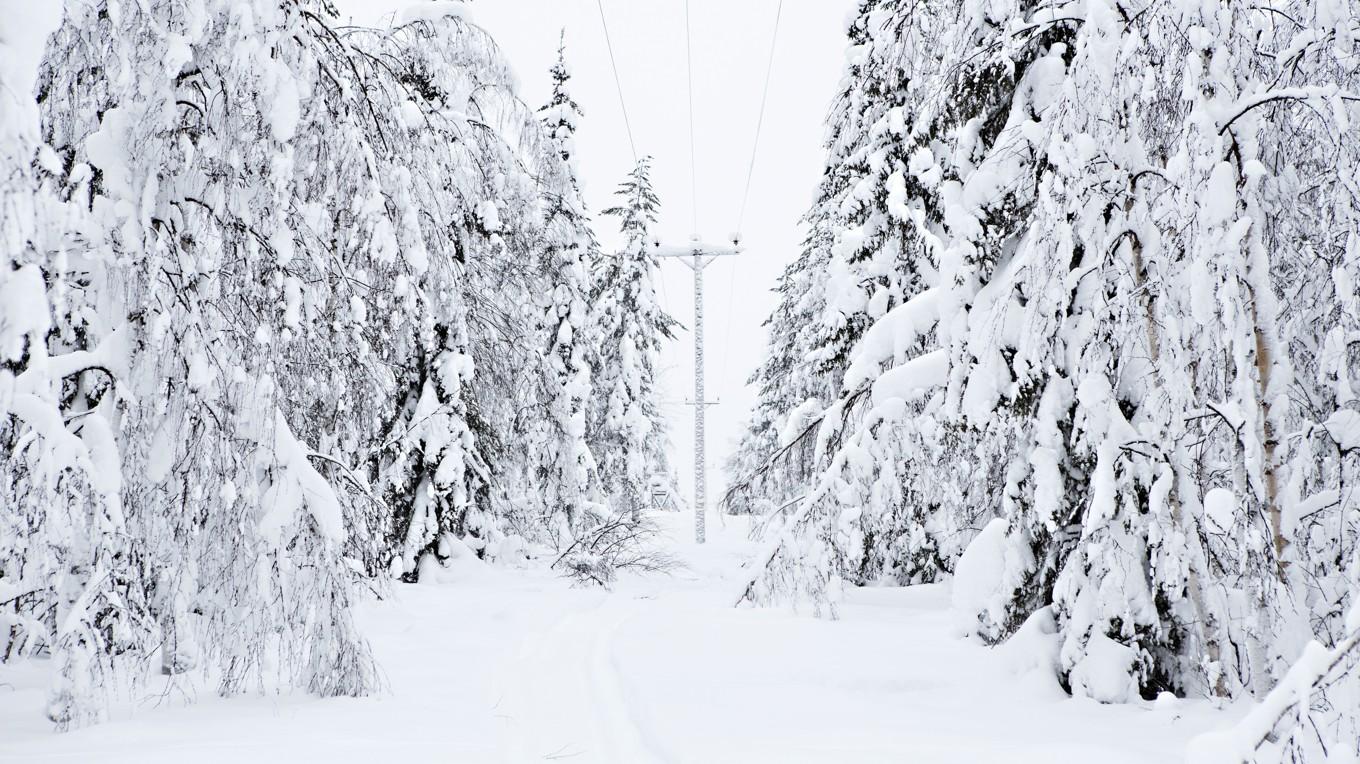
[591,0,639,165]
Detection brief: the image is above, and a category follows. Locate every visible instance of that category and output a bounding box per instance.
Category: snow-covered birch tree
[1,0,631,729]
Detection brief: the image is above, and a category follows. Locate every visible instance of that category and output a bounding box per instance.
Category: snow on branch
[259,410,349,547]
[870,349,948,406]
[1218,86,1360,135]
[841,288,942,393]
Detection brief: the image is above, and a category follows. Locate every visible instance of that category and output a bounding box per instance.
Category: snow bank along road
[0,513,1233,763]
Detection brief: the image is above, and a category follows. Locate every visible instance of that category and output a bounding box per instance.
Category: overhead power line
[594,0,639,165]
[592,0,784,416]
[721,0,785,401]
[736,0,784,234]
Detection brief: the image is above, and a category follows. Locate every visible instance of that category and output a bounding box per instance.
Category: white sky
[335,0,854,508]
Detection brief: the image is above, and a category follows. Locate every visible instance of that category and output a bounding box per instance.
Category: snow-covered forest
[2,1,1358,762]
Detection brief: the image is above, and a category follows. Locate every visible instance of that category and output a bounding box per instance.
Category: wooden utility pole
[653,235,743,543]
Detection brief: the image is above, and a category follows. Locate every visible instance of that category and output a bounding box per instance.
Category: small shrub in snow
[551,514,677,588]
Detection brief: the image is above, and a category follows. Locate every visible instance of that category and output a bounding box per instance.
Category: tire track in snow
[499,597,671,763]
[588,605,673,763]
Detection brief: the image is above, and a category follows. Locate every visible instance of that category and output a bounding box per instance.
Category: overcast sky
[336,0,854,510]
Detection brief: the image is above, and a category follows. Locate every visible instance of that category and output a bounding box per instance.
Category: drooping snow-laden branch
[1190,627,1360,763]
[1218,86,1360,135]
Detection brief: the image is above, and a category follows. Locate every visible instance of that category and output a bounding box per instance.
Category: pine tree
[364,14,509,581]
[725,0,902,522]
[739,0,1057,608]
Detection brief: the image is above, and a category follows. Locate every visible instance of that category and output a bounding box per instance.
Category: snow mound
[1067,632,1139,704]
[950,517,1009,638]
[995,607,1063,695]
[417,534,493,585]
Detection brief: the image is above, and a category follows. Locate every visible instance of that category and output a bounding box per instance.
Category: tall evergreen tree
[527,35,599,541]
[724,222,837,517]
[590,157,677,519]
[724,0,897,520]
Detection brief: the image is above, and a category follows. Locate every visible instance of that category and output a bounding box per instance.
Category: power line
[736,0,784,234]
[684,0,699,234]
[594,0,639,165]
[719,0,784,402]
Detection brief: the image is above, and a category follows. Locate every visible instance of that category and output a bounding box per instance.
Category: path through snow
[0,512,1234,763]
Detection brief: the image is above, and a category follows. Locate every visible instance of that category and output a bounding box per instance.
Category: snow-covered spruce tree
[737,0,1036,600]
[525,37,600,543]
[589,157,677,520]
[725,1,912,522]
[723,223,837,517]
[363,20,587,561]
[739,0,1062,606]
[741,0,1360,714]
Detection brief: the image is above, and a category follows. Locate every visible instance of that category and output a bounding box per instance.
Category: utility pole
[653,234,743,543]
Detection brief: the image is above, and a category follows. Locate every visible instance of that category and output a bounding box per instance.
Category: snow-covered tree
[1,0,626,729]
[725,1,912,521]
[0,0,141,729]
[525,35,600,542]
[0,0,403,725]
[724,219,841,518]
[353,15,516,581]
[589,157,677,519]
[740,0,1360,728]
[739,0,1044,604]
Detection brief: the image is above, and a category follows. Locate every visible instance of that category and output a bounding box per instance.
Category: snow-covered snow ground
[0,512,1236,763]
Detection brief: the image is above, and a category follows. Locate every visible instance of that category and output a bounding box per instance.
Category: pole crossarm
[654,234,744,543]
[651,236,743,265]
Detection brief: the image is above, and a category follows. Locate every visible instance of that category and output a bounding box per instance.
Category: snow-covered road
[0,512,1234,763]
